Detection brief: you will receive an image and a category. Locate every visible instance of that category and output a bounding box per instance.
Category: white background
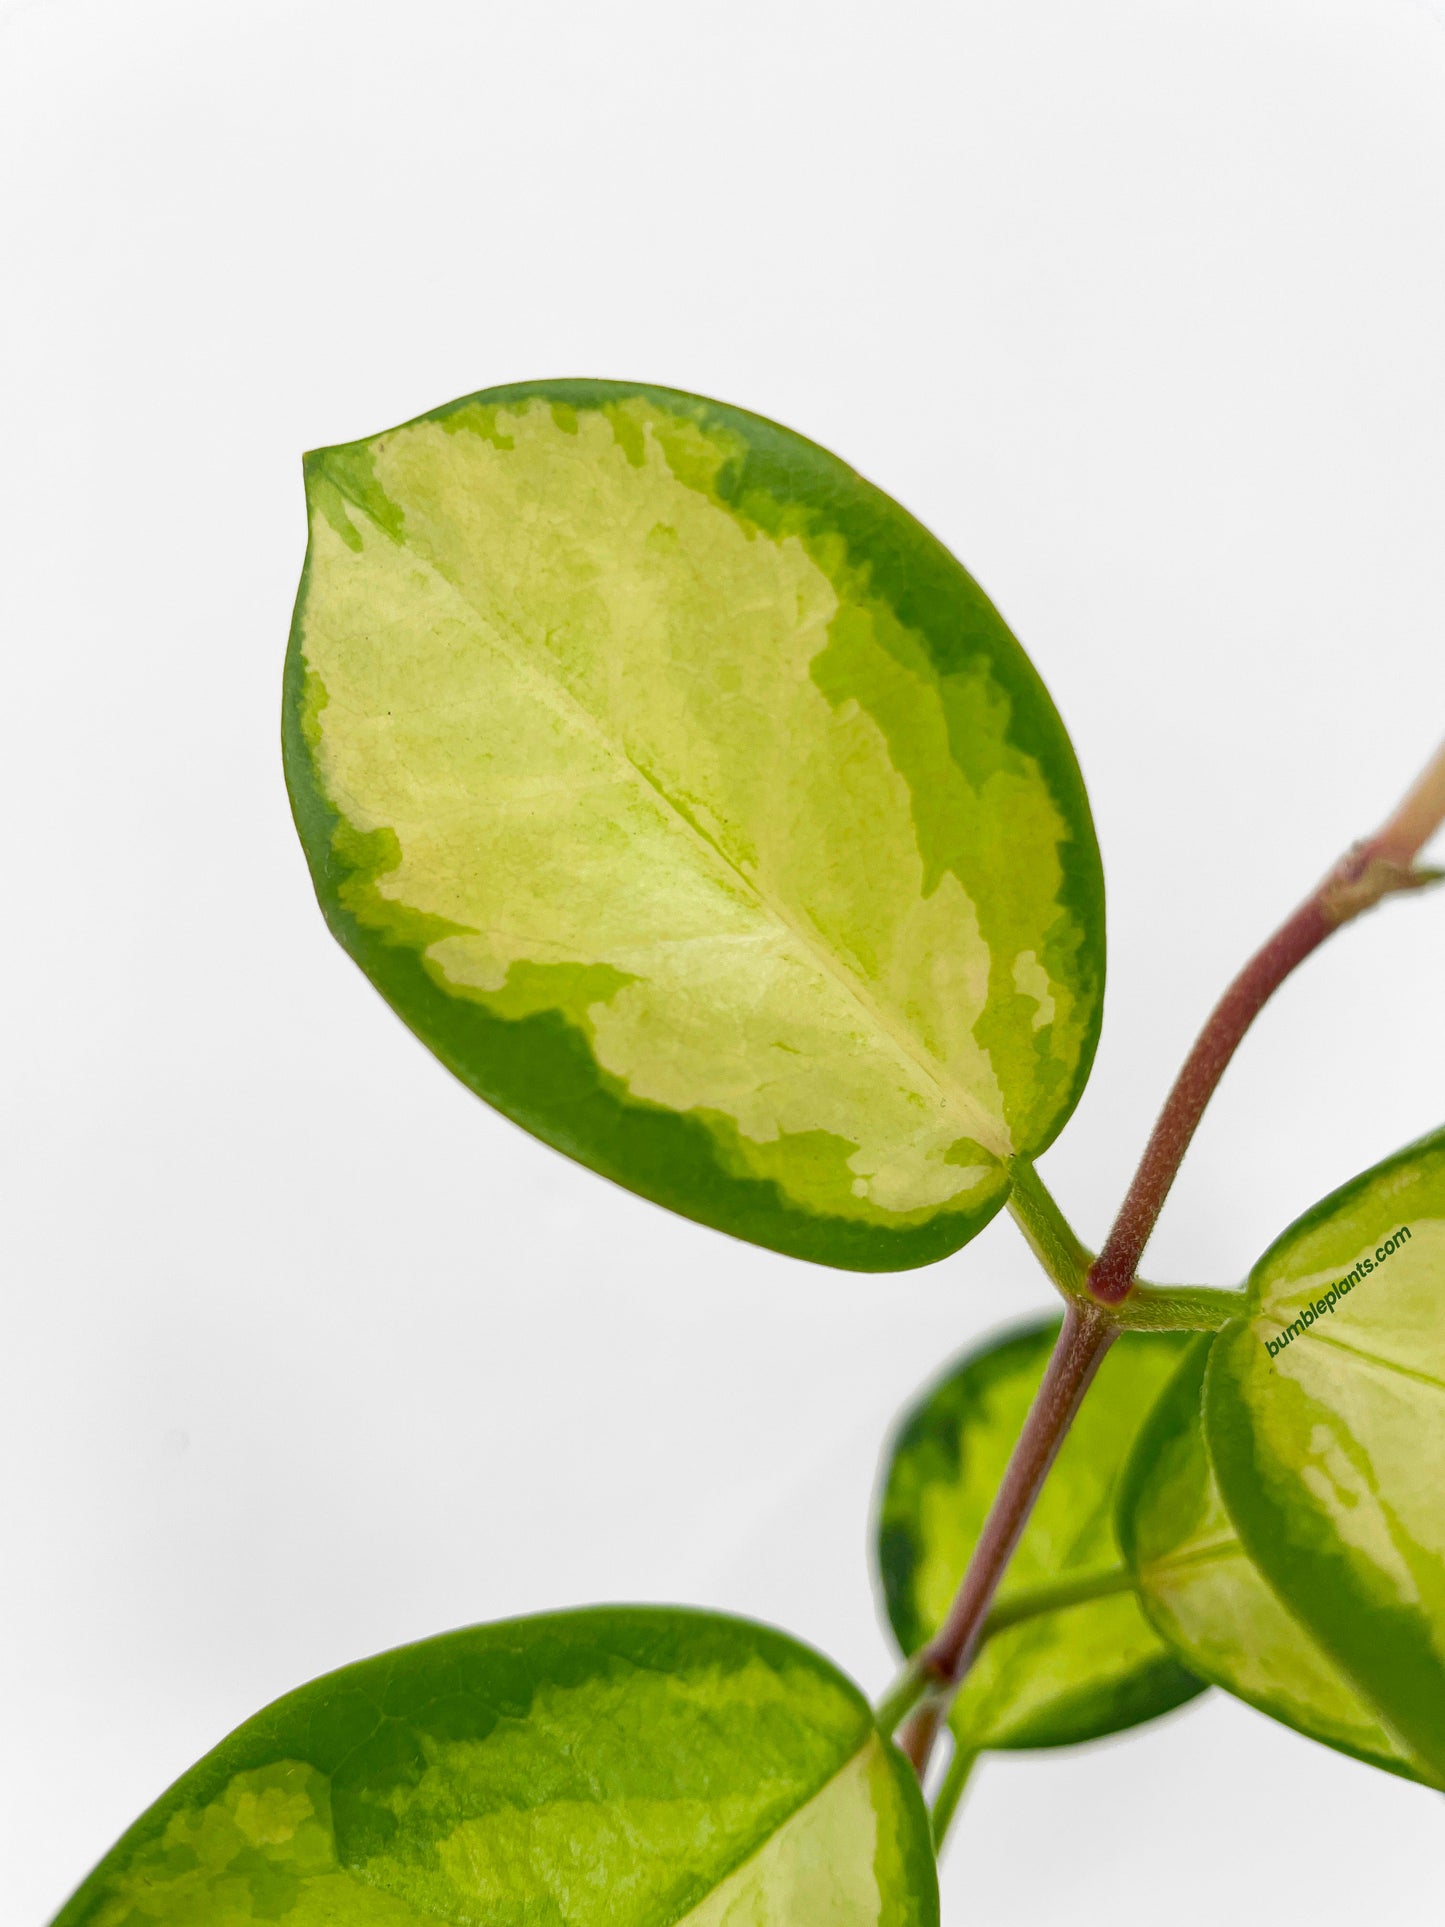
[3,0,1445,1920]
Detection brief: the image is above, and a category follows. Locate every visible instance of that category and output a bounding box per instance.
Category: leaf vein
[1291,1328,1445,1397]
[317,470,1011,1156]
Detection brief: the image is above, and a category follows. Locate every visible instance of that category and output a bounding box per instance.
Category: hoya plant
[53,381,1445,1924]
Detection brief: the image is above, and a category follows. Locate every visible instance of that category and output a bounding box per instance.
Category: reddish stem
[896,737,1445,1785]
[1086,892,1332,1303]
[1088,775,1443,1307]
[901,1303,1116,1773]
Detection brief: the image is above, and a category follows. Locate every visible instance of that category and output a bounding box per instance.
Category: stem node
[902,736,1445,1785]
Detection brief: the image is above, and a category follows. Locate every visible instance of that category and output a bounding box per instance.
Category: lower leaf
[53,1608,937,1927]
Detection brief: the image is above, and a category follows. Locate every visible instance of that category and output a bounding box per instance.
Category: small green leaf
[1206,1128,1445,1782]
[53,1608,937,1927]
[283,381,1104,1270]
[1120,1334,1435,1783]
[877,1317,1205,1752]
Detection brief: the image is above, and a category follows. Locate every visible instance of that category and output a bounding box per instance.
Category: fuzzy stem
[1109,1280,1246,1331]
[1006,1158,1092,1298]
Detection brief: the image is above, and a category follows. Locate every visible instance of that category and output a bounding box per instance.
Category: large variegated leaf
[52,1608,937,1927]
[283,381,1104,1270]
[1207,1129,1445,1781]
[877,1317,1204,1753]
[1120,1334,1435,1784]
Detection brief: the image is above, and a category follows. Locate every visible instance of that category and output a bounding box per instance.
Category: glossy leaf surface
[1207,1129,1445,1781]
[878,1317,1204,1750]
[283,381,1104,1270]
[54,1608,937,1927]
[1121,1334,1434,1783]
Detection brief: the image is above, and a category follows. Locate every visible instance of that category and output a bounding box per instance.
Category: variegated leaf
[1120,1334,1435,1784]
[52,1609,937,1927]
[283,382,1104,1269]
[1207,1129,1445,1781]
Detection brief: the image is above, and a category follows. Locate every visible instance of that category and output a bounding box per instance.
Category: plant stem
[1109,1279,1244,1331]
[877,1569,1134,1745]
[1374,734,1445,866]
[979,1562,1135,1636]
[1006,1158,1092,1297]
[1008,1161,1246,1326]
[873,1660,930,1737]
[894,738,1445,1785]
[1088,736,1445,1306]
[930,1745,979,1849]
[898,1699,947,1778]
[900,1302,1116,1775]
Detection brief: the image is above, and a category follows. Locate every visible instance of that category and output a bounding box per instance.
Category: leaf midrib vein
[1135,1534,1243,1586]
[665,1737,878,1927]
[319,483,1011,1157]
